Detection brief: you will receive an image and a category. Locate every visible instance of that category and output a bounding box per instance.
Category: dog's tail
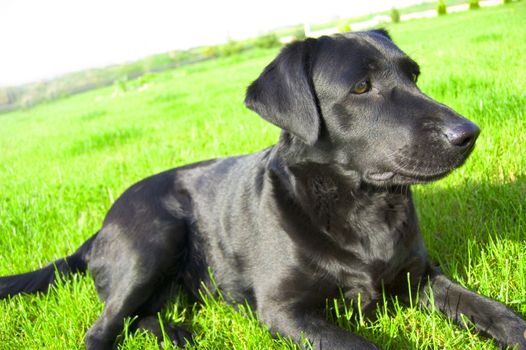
[0,232,98,299]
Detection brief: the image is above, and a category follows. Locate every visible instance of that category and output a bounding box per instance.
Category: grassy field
[1,2,525,349]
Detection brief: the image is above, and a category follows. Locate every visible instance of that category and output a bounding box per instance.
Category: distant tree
[391,8,401,23]
[220,40,243,56]
[469,0,480,9]
[293,27,306,40]
[338,20,352,33]
[202,45,219,58]
[252,33,281,49]
[437,0,447,15]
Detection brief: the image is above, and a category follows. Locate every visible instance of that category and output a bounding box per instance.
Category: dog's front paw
[161,323,193,348]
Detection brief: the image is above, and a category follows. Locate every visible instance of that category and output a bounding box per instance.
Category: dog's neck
[268,134,413,242]
[265,137,419,274]
[273,131,410,195]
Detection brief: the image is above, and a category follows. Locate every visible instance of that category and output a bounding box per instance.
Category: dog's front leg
[259,305,382,350]
[420,267,526,349]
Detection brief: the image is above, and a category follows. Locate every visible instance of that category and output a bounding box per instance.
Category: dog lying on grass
[1,30,525,350]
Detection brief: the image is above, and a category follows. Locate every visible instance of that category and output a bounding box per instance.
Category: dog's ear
[370,28,391,40]
[244,38,320,145]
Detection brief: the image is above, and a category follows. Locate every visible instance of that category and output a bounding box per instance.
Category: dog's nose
[444,121,480,148]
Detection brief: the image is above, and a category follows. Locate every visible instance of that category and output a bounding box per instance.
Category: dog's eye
[412,73,418,82]
[353,80,370,94]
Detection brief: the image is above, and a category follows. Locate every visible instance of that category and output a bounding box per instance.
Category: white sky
[0,0,427,87]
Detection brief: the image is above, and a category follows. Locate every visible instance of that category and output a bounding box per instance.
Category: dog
[1,30,525,350]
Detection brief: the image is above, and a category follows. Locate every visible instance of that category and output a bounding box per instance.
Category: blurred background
[0,0,504,113]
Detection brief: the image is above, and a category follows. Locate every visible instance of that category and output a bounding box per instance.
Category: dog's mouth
[366,169,452,185]
[364,140,477,186]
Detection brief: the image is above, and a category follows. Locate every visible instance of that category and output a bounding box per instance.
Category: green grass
[1,2,525,349]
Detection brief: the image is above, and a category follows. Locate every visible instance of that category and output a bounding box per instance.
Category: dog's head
[245,30,480,186]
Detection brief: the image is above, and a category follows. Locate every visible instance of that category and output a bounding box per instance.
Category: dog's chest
[340,194,412,263]
[306,180,420,288]
[297,194,421,311]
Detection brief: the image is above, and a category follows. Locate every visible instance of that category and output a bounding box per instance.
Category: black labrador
[1,30,525,350]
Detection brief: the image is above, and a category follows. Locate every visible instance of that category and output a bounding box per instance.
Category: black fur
[1,31,525,350]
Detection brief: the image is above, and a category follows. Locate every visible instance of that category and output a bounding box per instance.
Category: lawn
[1,2,525,349]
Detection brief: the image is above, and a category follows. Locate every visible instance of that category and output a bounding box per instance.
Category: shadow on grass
[413,175,525,271]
